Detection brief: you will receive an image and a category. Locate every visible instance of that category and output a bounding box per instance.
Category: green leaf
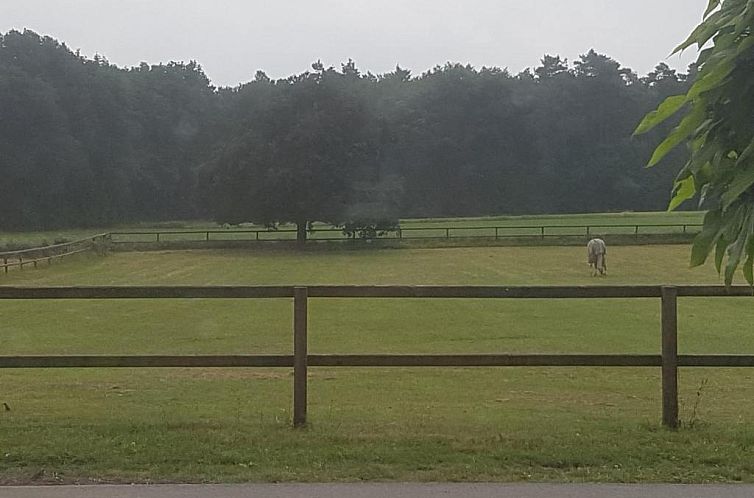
[688,59,735,98]
[687,138,717,176]
[724,208,752,285]
[668,175,697,211]
[691,208,724,267]
[725,236,746,285]
[710,32,737,53]
[647,102,705,167]
[704,0,721,18]
[723,203,747,242]
[744,253,754,285]
[712,205,751,280]
[674,11,724,53]
[745,214,754,286]
[699,46,737,69]
[737,33,754,54]
[715,236,728,273]
[733,5,754,38]
[696,47,715,66]
[633,95,688,135]
[689,133,706,153]
[721,140,754,208]
[697,162,714,188]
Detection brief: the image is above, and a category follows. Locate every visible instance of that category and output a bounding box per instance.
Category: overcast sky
[3,0,706,87]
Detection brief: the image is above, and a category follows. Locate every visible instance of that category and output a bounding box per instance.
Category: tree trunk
[296,221,307,246]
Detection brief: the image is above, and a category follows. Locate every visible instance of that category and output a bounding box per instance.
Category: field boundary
[1,284,753,428]
[0,223,703,270]
[0,234,109,274]
[107,233,699,252]
[108,223,703,245]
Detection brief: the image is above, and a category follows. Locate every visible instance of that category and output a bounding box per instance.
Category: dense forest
[0,29,694,231]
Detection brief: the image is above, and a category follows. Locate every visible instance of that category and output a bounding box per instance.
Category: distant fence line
[108,223,704,244]
[0,234,109,273]
[0,223,703,276]
[0,284,753,428]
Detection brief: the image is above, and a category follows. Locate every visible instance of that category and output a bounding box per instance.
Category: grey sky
[3,0,705,87]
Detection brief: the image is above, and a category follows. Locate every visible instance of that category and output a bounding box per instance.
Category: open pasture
[1,244,754,483]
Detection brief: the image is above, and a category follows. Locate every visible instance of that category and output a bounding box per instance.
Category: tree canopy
[0,29,696,233]
[0,30,217,230]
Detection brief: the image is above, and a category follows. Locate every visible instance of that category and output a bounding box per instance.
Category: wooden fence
[1,284,753,428]
[0,234,109,274]
[0,223,702,278]
[108,223,703,244]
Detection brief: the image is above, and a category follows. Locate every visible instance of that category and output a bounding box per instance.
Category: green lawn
[1,244,754,483]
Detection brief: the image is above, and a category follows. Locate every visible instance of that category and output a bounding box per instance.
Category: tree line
[0,29,694,235]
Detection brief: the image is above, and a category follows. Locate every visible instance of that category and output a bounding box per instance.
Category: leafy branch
[635,0,754,285]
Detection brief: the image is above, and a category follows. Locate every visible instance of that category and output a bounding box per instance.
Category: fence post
[586,226,590,238]
[206,232,210,241]
[495,227,499,241]
[635,225,639,240]
[3,258,7,274]
[156,233,160,243]
[398,229,402,240]
[446,228,450,239]
[541,226,545,240]
[661,286,679,429]
[293,286,308,427]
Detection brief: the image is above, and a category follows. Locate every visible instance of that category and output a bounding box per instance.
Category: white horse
[587,238,607,276]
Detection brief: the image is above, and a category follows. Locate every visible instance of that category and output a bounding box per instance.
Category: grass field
[0,211,704,248]
[2,243,754,484]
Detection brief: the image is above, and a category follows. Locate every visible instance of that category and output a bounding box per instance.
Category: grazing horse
[587,238,607,276]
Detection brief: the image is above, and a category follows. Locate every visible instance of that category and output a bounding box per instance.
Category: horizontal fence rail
[1,285,752,299]
[108,223,703,244]
[0,234,109,274]
[5,354,754,369]
[1,284,752,428]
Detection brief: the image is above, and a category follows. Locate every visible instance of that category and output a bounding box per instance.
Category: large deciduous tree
[204,61,381,243]
[635,0,754,285]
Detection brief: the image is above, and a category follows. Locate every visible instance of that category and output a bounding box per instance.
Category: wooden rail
[0,284,751,429]
[108,223,703,244]
[0,234,109,274]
